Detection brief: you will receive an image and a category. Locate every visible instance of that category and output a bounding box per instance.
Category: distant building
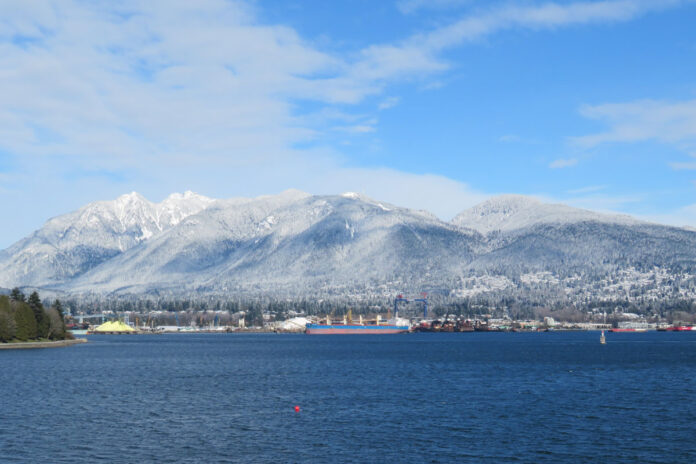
[618,321,649,330]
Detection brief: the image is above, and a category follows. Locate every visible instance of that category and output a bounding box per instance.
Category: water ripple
[1,332,696,463]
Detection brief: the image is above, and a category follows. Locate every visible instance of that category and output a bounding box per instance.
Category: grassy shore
[0,338,87,350]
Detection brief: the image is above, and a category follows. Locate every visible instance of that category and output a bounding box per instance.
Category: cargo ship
[305,322,410,335]
[305,313,410,334]
[305,294,424,335]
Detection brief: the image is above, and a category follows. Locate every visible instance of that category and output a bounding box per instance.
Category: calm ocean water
[1,332,696,463]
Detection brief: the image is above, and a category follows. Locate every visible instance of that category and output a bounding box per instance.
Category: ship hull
[305,324,409,334]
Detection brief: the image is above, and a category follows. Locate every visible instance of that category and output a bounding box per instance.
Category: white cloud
[549,158,578,169]
[559,191,696,230]
[573,98,696,147]
[397,0,473,15]
[670,161,696,170]
[306,167,488,219]
[378,96,401,110]
[566,185,607,194]
[499,134,520,143]
[1,0,685,172]
[563,193,644,212]
[344,0,689,107]
[641,203,696,229]
[333,124,377,134]
[413,0,684,51]
[0,0,692,247]
[0,0,341,168]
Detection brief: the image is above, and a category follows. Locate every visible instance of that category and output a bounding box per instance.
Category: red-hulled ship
[660,326,694,331]
[305,323,410,334]
[305,294,426,335]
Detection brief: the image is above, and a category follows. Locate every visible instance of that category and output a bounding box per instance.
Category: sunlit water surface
[2,332,696,463]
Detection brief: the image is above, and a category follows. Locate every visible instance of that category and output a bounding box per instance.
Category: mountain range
[2,190,696,309]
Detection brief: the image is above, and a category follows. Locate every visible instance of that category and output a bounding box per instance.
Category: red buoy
[294,405,300,413]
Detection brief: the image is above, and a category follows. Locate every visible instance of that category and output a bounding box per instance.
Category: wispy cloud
[378,96,401,110]
[0,0,692,246]
[359,0,687,92]
[567,185,607,194]
[563,193,645,212]
[306,167,488,219]
[572,98,696,147]
[670,161,696,170]
[549,158,578,169]
[1,0,685,170]
[413,0,685,50]
[641,203,696,229]
[499,134,520,143]
[396,0,473,15]
[332,124,377,134]
[0,0,340,167]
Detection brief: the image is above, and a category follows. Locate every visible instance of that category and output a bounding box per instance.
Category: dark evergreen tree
[0,296,16,342]
[10,287,25,302]
[14,303,37,341]
[0,295,9,313]
[28,291,42,310]
[245,303,263,327]
[28,291,49,339]
[0,312,16,342]
[53,299,65,320]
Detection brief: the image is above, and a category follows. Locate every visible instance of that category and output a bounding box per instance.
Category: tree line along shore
[0,289,72,344]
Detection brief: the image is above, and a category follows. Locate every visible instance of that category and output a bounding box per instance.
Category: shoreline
[0,338,88,350]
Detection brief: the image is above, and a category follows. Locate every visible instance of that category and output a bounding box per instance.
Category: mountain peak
[162,190,214,205]
[340,191,379,203]
[468,195,542,214]
[165,191,191,201]
[453,194,638,234]
[115,191,148,205]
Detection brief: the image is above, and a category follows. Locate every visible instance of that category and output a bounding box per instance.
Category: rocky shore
[0,338,88,350]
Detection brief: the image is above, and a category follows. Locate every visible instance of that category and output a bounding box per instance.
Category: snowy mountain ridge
[1,190,695,302]
[0,191,214,286]
[98,190,215,240]
[452,194,640,234]
[65,190,469,295]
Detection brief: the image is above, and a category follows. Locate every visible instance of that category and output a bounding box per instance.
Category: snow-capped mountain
[0,191,213,287]
[2,191,696,305]
[452,195,638,234]
[67,190,478,295]
[449,196,695,278]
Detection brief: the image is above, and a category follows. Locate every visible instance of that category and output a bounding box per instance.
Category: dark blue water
[2,332,696,463]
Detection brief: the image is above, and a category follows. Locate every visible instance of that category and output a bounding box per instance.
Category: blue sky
[1,0,696,247]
